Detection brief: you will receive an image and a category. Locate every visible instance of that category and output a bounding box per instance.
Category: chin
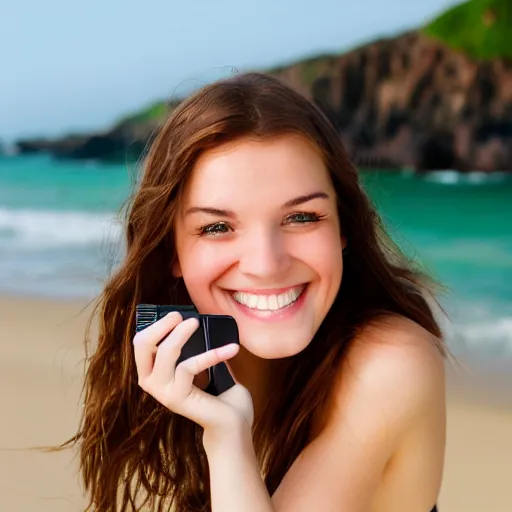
[239,331,314,359]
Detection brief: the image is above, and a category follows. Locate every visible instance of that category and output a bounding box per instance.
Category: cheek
[296,228,343,280]
[179,243,234,305]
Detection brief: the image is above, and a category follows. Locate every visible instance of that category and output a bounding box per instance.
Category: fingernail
[218,344,239,357]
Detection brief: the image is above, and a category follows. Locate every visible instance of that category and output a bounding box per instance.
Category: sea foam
[0,207,123,249]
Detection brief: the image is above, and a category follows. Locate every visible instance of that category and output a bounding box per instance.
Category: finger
[153,317,200,382]
[133,311,183,347]
[133,311,182,381]
[174,343,239,395]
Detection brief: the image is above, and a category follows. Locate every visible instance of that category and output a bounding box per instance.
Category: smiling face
[173,133,344,359]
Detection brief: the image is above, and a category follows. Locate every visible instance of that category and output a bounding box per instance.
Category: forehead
[182,134,334,207]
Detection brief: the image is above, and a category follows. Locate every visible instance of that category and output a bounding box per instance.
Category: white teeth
[232,286,305,311]
[267,295,279,311]
[248,295,258,308]
[256,296,268,310]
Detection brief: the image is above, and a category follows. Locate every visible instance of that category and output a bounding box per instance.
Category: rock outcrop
[15,31,512,171]
[268,31,512,172]
[15,119,163,162]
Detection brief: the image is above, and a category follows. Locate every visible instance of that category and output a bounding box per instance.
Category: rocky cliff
[16,117,164,163]
[15,15,512,171]
[268,30,512,172]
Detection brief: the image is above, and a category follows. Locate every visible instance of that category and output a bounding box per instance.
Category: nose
[238,226,291,279]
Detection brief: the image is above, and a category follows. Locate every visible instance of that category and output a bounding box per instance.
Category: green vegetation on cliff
[116,100,169,126]
[423,0,512,59]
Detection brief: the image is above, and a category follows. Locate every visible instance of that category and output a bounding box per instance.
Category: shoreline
[1,293,512,511]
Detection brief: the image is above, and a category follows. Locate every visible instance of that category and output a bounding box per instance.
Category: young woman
[71,72,447,511]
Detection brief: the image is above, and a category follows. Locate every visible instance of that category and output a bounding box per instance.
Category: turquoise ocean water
[1,154,511,361]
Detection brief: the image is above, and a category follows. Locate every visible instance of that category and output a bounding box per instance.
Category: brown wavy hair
[62,72,449,511]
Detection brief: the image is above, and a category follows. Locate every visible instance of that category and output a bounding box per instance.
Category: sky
[1,0,462,142]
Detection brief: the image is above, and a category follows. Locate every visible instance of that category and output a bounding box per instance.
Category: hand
[133,311,254,437]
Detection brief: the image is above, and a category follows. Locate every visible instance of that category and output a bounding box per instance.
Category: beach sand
[1,295,511,511]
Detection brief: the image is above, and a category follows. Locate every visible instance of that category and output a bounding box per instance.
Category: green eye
[200,222,231,236]
[285,212,321,224]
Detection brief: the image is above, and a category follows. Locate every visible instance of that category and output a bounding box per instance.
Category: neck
[229,346,276,421]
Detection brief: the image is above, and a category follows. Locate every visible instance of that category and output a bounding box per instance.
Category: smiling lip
[227,284,309,322]
[227,285,306,295]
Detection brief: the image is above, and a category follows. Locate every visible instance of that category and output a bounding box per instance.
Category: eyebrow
[283,191,329,208]
[185,191,329,218]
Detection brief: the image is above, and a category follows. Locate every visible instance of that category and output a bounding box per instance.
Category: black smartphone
[135,304,239,395]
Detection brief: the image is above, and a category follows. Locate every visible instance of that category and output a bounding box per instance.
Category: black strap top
[432,506,438,511]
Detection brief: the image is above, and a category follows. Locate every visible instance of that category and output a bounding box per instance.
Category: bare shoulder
[328,315,446,508]
[330,314,446,448]
[273,315,445,511]
[341,314,444,392]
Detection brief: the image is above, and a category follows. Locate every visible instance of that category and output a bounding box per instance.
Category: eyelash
[195,212,326,237]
